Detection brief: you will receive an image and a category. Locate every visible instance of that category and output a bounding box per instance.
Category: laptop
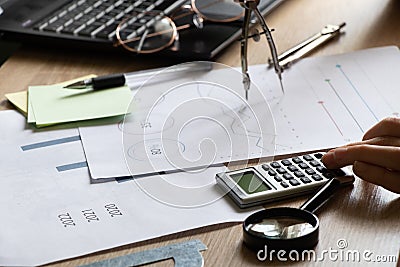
[0,0,282,60]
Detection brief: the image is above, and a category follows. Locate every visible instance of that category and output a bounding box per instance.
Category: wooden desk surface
[0,0,399,266]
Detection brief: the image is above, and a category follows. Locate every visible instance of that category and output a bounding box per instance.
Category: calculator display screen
[230,171,271,194]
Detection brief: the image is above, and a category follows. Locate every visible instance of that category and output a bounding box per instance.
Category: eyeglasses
[115,0,283,100]
[115,0,244,53]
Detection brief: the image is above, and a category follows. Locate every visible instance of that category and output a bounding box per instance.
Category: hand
[322,117,400,194]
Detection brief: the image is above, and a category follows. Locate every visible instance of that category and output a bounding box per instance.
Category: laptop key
[35,22,48,31]
[73,25,86,35]
[44,22,65,32]
[79,24,103,37]
[96,25,118,39]
[61,25,79,34]
[31,0,180,42]
[117,25,133,37]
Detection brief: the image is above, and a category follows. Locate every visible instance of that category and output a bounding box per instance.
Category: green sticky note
[28,84,132,127]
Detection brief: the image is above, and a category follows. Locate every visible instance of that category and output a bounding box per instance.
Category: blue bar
[56,161,88,172]
[21,135,81,151]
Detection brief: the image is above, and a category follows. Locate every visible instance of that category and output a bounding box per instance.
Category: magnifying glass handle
[300,175,354,213]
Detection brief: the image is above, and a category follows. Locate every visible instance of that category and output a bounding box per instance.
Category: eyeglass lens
[116,12,176,53]
[192,0,244,22]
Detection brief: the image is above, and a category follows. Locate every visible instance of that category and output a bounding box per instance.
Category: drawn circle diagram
[127,138,185,162]
[119,111,174,135]
[122,61,276,208]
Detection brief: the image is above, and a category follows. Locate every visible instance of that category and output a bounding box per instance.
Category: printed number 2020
[104,203,123,217]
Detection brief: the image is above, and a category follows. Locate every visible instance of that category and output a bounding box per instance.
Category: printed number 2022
[58,213,76,228]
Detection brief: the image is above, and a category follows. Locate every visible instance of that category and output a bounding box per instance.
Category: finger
[353,161,400,194]
[363,117,400,140]
[342,136,400,147]
[321,145,400,171]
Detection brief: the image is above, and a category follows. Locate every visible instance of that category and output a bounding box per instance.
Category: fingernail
[331,147,348,163]
[322,147,348,167]
[321,151,334,167]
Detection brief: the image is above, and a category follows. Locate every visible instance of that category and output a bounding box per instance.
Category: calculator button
[310,160,321,167]
[268,170,277,176]
[292,157,303,164]
[281,159,292,166]
[261,164,270,171]
[283,173,294,180]
[294,171,305,177]
[289,179,300,186]
[305,168,316,175]
[311,174,323,181]
[317,167,336,179]
[288,165,299,172]
[303,154,313,161]
[270,162,281,168]
[299,163,309,169]
[274,176,283,182]
[314,153,323,159]
[276,168,287,174]
[300,177,312,184]
[280,181,289,188]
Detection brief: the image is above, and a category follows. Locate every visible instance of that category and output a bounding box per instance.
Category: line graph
[263,47,400,157]
[324,78,365,133]
[336,64,379,121]
[317,100,344,136]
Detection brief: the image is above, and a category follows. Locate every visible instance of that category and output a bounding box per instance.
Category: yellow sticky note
[5,91,28,116]
[28,83,132,127]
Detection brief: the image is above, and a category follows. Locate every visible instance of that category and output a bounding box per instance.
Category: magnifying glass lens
[246,217,315,239]
[243,208,319,251]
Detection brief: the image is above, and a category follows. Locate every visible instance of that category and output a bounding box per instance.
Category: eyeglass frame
[115,0,284,100]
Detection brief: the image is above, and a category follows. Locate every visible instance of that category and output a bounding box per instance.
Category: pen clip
[268,22,346,69]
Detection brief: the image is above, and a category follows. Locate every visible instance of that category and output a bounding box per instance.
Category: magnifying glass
[243,175,354,251]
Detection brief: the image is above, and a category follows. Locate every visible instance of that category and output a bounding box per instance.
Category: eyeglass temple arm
[241,8,252,101]
[252,7,284,92]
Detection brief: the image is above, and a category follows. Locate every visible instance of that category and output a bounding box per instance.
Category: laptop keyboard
[33,0,173,41]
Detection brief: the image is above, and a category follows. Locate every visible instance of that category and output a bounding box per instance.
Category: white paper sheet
[0,110,260,266]
[80,46,400,180]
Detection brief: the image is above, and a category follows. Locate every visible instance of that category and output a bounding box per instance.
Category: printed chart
[251,46,399,154]
[80,47,400,180]
[0,110,259,266]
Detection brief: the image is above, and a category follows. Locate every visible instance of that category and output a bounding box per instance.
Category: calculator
[215,152,353,208]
